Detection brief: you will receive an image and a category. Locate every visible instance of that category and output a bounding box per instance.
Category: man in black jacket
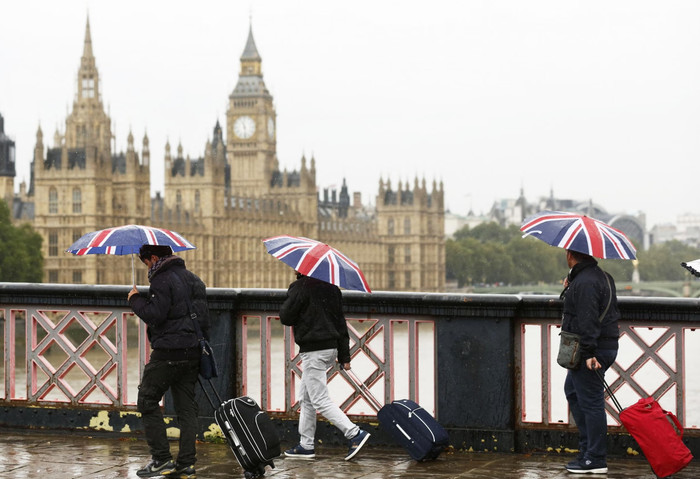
[128,244,209,478]
[561,249,620,475]
[280,272,370,461]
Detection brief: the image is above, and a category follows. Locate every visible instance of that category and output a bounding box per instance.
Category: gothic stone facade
[12,20,445,292]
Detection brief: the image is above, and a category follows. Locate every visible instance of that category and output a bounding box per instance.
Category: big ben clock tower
[227,25,278,196]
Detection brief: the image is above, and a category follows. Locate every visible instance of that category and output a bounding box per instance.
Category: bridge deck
[0,431,698,478]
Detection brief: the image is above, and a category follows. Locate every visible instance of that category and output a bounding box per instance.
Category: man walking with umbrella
[279,271,371,461]
[561,249,620,474]
[128,244,209,478]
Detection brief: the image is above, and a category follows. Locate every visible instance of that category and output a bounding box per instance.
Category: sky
[1,1,700,229]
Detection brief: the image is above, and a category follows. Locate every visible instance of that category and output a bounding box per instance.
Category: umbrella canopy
[262,235,371,292]
[681,259,700,277]
[66,224,196,284]
[520,210,637,260]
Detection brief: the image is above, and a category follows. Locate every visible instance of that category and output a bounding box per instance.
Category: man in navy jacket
[561,249,620,474]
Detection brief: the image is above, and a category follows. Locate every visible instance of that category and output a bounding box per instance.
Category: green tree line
[0,199,43,282]
[446,222,700,288]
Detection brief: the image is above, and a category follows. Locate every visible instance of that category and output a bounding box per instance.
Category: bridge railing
[1,283,699,453]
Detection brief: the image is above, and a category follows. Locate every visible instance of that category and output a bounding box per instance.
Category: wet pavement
[0,431,698,479]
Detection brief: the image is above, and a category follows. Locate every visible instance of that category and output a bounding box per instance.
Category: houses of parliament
[0,19,445,292]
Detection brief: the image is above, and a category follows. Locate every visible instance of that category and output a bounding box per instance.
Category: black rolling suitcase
[345,370,449,461]
[199,379,281,479]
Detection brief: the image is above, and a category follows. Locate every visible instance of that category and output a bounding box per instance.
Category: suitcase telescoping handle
[198,377,224,408]
[595,369,623,413]
[342,368,384,412]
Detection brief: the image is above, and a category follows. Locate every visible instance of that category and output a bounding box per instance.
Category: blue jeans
[564,349,617,464]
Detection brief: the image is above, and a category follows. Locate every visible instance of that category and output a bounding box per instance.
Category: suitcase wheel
[243,465,267,479]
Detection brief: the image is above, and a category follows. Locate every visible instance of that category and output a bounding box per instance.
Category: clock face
[234,116,256,139]
[267,117,275,138]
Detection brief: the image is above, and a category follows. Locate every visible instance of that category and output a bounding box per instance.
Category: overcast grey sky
[2,1,699,228]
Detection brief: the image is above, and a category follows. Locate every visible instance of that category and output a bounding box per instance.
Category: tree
[445,220,691,288]
[636,241,700,281]
[506,236,566,285]
[0,200,43,282]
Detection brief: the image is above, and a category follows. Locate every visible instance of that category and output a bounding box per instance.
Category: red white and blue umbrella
[520,211,636,260]
[262,235,371,292]
[66,224,196,283]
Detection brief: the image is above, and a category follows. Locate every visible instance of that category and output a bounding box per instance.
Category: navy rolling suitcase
[345,370,449,461]
[199,379,281,478]
[376,398,449,461]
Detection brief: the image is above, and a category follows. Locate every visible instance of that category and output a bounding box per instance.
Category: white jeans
[298,348,359,449]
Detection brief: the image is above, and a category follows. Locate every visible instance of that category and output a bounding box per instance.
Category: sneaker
[284,444,316,459]
[345,429,370,461]
[136,459,176,477]
[566,458,608,474]
[565,454,585,469]
[162,464,196,479]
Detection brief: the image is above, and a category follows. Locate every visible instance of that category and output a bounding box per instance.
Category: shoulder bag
[557,272,612,370]
[175,272,219,379]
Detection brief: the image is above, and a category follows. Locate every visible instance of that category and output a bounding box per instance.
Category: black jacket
[561,260,620,361]
[279,275,351,364]
[129,256,210,355]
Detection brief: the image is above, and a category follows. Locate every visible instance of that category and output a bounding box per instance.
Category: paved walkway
[0,431,698,478]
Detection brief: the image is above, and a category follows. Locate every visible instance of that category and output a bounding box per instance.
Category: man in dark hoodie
[280,272,370,461]
[128,244,209,479]
[561,249,620,475]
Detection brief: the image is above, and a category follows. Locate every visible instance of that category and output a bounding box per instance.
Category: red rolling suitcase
[601,373,693,478]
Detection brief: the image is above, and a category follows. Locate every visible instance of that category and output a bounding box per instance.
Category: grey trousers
[298,348,360,449]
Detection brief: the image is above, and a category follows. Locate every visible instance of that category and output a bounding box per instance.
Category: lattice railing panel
[240,313,437,417]
[517,319,697,430]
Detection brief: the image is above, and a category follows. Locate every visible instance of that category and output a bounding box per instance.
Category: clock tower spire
[227,24,277,196]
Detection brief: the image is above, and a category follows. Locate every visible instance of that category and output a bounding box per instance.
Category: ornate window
[49,232,58,257]
[49,188,58,214]
[72,188,82,213]
[404,217,411,235]
[388,218,394,236]
[388,246,395,264]
[81,76,95,98]
[405,246,411,263]
[195,190,201,212]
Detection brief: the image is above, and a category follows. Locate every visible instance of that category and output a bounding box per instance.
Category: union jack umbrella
[520,211,636,260]
[262,235,371,292]
[681,259,700,277]
[66,224,196,284]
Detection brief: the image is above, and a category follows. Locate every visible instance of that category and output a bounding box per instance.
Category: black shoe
[136,459,176,477]
[565,454,585,469]
[162,463,196,478]
[565,458,608,474]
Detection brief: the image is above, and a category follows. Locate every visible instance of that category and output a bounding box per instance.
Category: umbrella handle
[131,254,135,286]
